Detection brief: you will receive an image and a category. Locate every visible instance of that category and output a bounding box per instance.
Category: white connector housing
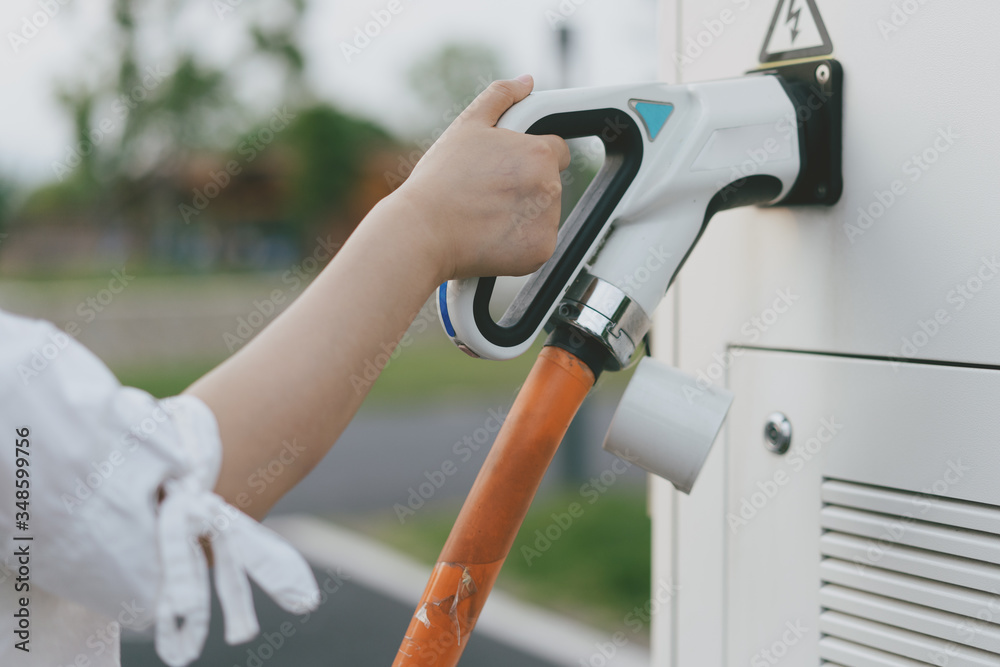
[602,357,734,494]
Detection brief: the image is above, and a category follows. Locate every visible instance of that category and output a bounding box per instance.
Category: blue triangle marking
[632,101,673,141]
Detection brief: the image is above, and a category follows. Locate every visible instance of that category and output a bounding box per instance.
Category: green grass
[0,264,286,283]
[113,359,223,398]
[331,335,630,403]
[7,271,634,402]
[348,487,651,634]
[114,336,632,403]
[353,337,547,404]
[109,340,541,401]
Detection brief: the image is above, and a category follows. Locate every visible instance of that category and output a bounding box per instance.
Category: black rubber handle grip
[472,108,644,349]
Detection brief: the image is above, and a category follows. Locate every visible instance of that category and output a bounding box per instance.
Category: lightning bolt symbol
[785,0,802,44]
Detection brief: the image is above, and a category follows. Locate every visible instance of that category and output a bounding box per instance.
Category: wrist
[375,188,455,285]
[367,190,453,287]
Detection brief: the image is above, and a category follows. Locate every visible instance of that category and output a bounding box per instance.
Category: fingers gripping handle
[439,88,646,361]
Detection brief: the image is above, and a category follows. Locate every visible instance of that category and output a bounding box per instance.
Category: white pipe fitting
[602,356,734,494]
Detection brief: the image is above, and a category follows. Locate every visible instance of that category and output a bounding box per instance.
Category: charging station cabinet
[651,1,1000,665]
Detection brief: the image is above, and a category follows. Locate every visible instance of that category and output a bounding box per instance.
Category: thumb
[461,75,534,127]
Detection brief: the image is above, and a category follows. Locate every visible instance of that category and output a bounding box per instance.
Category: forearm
[186,194,442,518]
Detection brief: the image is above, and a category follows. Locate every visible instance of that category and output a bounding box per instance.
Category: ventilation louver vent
[819,478,1000,667]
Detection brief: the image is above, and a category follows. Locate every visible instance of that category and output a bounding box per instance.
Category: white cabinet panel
[722,350,1000,667]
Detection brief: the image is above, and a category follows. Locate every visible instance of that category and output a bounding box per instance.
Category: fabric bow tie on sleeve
[153,479,320,666]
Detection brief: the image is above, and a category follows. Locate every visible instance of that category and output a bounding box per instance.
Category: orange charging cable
[392,345,596,666]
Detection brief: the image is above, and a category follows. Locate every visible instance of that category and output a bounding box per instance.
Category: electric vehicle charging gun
[439,60,842,373]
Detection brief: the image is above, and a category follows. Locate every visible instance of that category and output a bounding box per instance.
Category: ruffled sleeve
[0,310,320,666]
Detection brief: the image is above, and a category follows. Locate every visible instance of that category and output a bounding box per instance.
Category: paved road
[121,568,562,667]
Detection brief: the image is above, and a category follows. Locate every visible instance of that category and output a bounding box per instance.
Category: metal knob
[763,412,792,455]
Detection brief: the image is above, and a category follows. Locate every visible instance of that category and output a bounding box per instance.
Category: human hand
[391,75,571,282]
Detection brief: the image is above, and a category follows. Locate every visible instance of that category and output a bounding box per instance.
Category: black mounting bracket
[754,58,843,206]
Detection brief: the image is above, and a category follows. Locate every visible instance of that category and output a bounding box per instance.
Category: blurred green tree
[408,43,503,123]
[279,106,393,229]
[0,178,13,232]
[31,0,243,227]
[17,0,397,270]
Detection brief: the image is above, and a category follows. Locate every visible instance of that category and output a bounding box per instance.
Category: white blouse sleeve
[0,310,319,666]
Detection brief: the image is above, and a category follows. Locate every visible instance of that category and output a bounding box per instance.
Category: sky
[0,0,659,188]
